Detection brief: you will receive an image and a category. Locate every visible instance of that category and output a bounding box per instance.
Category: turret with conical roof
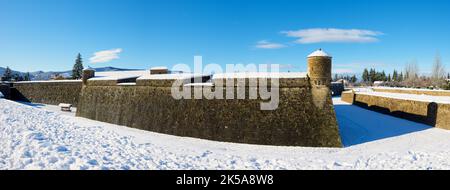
[307,49,332,87]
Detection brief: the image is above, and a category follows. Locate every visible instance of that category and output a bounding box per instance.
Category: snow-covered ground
[1,98,450,170]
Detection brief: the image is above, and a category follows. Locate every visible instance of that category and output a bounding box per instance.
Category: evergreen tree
[12,73,23,81]
[392,70,398,81]
[369,68,376,83]
[24,72,31,81]
[362,68,369,82]
[3,66,13,81]
[399,72,403,82]
[350,75,357,83]
[381,70,386,81]
[388,74,391,82]
[72,53,84,79]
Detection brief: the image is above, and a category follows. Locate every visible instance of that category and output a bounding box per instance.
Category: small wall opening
[117,77,138,84]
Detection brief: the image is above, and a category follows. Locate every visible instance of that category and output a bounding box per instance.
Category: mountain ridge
[0,66,143,80]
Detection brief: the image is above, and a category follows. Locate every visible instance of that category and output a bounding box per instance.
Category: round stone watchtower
[307,49,332,109]
[307,49,332,87]
[82,68,95,85]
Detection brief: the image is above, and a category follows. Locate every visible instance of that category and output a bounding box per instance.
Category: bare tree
[403,60,420,87]
[431,52,446,88]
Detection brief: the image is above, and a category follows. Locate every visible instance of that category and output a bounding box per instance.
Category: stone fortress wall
[4,50,343,147]
[372,87,450,97]
[11,81,82,106]
[341,90,450,129]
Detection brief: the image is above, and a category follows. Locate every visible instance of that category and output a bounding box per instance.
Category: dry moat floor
[1,97,450,169]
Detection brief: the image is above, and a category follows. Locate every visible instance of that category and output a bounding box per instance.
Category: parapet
[211,72,309,88]
[136,73,211,87]
[84,70,310,88]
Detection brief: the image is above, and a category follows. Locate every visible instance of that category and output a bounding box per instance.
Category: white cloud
[90,48,123,63]
[255,40,286,49]
[283,28,383,44]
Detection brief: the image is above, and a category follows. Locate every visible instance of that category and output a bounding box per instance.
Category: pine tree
[3,66,13,81]
[72,53,84,79]
[369,68,376,83]
[399,72,403,82]
[381,70,386,81]
[393,70,398,81]
[362,68,369,82]
[13,73,23,81]
[351,75,357,83]
[24,72,31,81]
[388,74,391,82]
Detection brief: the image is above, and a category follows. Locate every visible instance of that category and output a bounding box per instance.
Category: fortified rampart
[3,49,343,147]
[75,74,341,147]
[0,83,12,99]
[372,87,450,97]
[341,90,450,129]
[11,81,82,106]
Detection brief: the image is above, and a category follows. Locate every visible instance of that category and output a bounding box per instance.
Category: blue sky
[0,0,449,75]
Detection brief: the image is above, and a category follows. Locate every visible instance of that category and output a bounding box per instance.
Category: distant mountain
[0,67,26,77]
[0,66,142,81]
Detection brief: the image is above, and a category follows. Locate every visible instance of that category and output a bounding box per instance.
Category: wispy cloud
[90,48,123,63]
[255,40,286,49]
[282,28,383,44]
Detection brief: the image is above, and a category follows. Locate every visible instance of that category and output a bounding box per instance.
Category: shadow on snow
[334,100,431,147]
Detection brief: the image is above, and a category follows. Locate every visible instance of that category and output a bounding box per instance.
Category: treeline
[333,74,357,83]
[0,67,31,81]
[361,68,405,83]
[360,53,450,90]
[1,53,84,82]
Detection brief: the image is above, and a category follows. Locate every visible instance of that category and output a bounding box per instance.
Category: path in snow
[1,98,450,169]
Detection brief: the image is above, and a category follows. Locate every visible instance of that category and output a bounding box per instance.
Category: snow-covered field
[1,97,450,170]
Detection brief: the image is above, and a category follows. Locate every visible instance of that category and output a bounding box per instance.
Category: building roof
[308,49,331,58]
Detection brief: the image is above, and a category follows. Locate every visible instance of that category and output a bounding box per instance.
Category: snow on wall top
[308,49,331,58]
[373,86,450,93]
[14,80,82,83]
[183,83,214,87]
[89,70,307,81]
[90,70,147,81]
[138,73,208,80]
[150,66,168,70]
[354,89,450,104]
[212,72,307,79]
